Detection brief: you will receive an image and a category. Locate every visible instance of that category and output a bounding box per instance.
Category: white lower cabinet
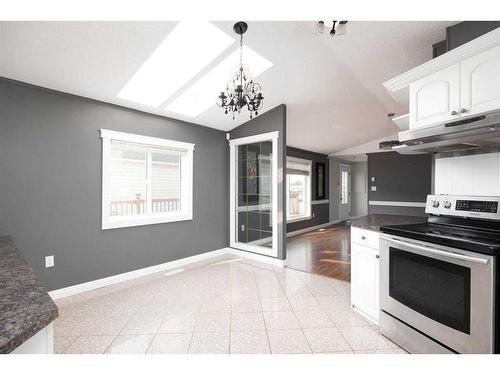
[11,323,54,354]
[351,228,380,324]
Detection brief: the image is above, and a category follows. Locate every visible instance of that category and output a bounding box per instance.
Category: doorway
[229,131,279,258]
[339,164,351,221]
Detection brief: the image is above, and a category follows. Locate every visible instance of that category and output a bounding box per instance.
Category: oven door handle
[388,238,489,265]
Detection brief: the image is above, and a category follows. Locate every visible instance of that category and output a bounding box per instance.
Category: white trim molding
[100,129,195,151]
[229,132,279,258]
[383,28,500,95]
[228,131,279,146]
[227,248,286,267]
[100,129,194,230]
[49,247,285,300]
[368,200,426,207]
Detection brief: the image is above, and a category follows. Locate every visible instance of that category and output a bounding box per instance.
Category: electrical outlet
[312,212,315,218]
[45,255,54,268]
[371,177,375,182]
[371,186,377,191]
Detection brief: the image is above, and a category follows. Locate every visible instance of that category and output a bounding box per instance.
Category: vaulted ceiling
[0,21,454,154]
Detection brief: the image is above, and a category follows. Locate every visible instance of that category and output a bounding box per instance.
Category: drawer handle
[460,108,468,114]
[451,110,458,116]
[361,236,366,240]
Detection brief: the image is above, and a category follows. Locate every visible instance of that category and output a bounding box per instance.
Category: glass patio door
[229,132,278,257]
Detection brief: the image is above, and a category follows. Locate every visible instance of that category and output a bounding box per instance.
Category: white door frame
[229,131,279,258]
[339,163,351,221]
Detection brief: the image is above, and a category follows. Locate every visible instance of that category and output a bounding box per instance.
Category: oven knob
[432,200,440,208]
[443,201,452,209]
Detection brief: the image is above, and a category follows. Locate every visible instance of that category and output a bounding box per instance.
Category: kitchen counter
[351,214,427,232]
[0,236,58,353]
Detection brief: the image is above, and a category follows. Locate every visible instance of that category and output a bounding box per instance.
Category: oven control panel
[426,195,500,219]
[455,200,498,213]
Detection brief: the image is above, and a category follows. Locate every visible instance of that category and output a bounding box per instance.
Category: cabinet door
[460,45,500,116]
[351,242,380,322]
[409,64,460,129]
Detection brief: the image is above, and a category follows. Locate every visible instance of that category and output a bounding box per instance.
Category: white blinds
[287,159,311,176]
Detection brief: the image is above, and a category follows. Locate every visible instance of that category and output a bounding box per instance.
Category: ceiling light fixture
[314,20,348,37]
[216,22,265,120]
[165,45,272,118]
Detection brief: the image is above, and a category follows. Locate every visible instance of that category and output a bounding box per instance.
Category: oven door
[380,234,495,353]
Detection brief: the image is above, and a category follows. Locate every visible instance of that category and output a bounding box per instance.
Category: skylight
[165,46,273,117]
[117,22,234,107]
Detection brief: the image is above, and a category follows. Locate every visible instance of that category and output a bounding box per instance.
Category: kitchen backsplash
[435,152,500,196]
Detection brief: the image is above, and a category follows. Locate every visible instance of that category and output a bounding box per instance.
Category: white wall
[435,152,500,196]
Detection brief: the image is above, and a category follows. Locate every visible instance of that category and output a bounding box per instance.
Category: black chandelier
[217,21,264,120]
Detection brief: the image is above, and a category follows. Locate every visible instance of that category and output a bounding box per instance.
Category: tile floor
[53,256,406,354]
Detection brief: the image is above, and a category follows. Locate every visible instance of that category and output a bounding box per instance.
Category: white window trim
[100,129,194,230]
[229,131,279,258]
[286,156,312,223]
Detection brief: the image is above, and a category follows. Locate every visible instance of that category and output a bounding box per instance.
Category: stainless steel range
[379,194,500,354]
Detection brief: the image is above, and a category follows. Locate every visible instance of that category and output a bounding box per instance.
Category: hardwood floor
[286,223,351,281]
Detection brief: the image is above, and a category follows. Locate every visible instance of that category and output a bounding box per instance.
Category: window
[101,129,194,229]
[341,170,349,204]
[286,157,312,222]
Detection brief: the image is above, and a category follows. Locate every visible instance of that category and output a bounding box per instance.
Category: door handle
[451,110,458,116]
[460,108,468,114]
[388,238,488,265]
[375,254,380,259]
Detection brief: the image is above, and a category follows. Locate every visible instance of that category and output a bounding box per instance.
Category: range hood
[395,111,500,154]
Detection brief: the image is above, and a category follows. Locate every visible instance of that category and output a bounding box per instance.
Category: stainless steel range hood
[395,111,500,154]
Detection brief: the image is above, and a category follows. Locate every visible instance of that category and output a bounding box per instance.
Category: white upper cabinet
[384,28,500,130]
[409,65,460,128]
[460,44,500,116]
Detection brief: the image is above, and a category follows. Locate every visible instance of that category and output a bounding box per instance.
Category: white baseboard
[227,247,286,267]
[49,246,286,300]
[49,248,227,300]
[286,220,341,238]
[352,305,379,326]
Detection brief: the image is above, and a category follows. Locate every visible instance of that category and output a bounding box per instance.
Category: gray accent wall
[351,161,368,218]
[0,78,228,291]
[229,105,287,260]
[328,157,351,222]
[367,151,432,216]
[286,147,329,233]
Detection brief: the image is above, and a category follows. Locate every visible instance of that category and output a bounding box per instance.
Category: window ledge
[287,216,312,224]
[102,214,193,230]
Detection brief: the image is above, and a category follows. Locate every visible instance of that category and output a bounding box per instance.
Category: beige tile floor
[53,255,407,354]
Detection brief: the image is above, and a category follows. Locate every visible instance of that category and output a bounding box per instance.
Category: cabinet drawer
[351,227,380,249]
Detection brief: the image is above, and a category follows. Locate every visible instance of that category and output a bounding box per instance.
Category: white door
[460,44,500,117]
[351,242,380,322]
[339,164,351,221]
[409,64,460,129]
[229,131,279,258]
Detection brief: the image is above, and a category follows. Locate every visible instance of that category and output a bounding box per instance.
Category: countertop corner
[0,236,58,354]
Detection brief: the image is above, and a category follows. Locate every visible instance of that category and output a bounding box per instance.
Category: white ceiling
[0,21,454,154]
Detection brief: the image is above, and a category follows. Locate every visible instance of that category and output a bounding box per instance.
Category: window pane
[109,142,146,216]
[341,170,349,204]
[236,141,274,249]
[152,151,181,213]
[288,174,308,219]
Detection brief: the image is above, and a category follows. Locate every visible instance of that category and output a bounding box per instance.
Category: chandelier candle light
[217,22,264,120]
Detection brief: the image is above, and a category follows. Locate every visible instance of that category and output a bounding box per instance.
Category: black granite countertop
[351,214,427,232]
[0,236,58,353]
